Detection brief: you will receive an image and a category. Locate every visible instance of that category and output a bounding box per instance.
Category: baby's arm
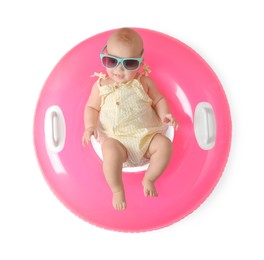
[141,76,178,129]
[82,82,101,146]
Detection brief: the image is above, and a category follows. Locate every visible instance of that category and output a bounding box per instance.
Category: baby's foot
[142,178,158,197]
[112,190,126,210]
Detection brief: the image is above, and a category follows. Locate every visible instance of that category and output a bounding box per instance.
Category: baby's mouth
[114,74,125,80]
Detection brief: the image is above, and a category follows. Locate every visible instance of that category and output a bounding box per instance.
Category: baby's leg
[143,134,172,197]
[102,138,128,210]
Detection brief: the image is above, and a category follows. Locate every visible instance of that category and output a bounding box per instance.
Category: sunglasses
[100,45,144,71]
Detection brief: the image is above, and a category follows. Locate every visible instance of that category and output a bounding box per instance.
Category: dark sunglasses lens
[123,60,139,70]
[102,56,118,68]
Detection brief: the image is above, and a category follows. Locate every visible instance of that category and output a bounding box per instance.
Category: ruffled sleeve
[91,72,115,107]
[142,63,151,76]
[137,63,151,81]
[91,72,107,80]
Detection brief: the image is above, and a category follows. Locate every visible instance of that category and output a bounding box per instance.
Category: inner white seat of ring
[90,126,174,173]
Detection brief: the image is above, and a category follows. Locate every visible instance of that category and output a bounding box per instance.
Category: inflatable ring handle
[44,106,66,153]
[194,102,216,150]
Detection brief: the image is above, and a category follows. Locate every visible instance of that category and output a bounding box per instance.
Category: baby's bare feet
[142,178,158,197]
[112,190,126,210]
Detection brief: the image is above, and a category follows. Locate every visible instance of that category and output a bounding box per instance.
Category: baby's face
[106,42,143,84]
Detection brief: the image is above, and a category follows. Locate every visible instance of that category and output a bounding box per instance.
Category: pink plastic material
[34,28,231,232]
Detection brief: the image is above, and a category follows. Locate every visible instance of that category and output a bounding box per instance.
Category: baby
[82,28,178,210]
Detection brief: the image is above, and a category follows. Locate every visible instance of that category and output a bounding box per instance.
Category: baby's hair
[107,28,143,52]
[115,28,137,43]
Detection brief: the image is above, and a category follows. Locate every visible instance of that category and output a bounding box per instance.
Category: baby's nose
[116,62,124,71]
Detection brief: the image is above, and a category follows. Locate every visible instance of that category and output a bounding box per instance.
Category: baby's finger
[82,134,90,146]
[93,129,98,140]
[82,136,86,147]
[163,117,170,124]
[164,115,172,124]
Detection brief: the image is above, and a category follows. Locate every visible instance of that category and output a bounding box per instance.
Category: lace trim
[91,72,107,79]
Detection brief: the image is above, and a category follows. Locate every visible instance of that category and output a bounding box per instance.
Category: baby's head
[101,28,144,83]
[107,28,143,57]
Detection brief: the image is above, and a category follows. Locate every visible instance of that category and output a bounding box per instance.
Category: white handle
[194,102,216,150]
[51,111,59,147]
[44,106,66,153]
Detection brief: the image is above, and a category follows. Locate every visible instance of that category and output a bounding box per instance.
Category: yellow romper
[93,72,168,167]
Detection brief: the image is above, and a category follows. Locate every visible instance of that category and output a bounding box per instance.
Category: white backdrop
[1,0,264,259]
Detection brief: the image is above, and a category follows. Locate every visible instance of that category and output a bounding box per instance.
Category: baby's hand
[82,128,97,147]
[163,114,179,130]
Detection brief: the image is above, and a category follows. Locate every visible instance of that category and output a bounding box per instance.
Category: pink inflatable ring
[34,28,231,232]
